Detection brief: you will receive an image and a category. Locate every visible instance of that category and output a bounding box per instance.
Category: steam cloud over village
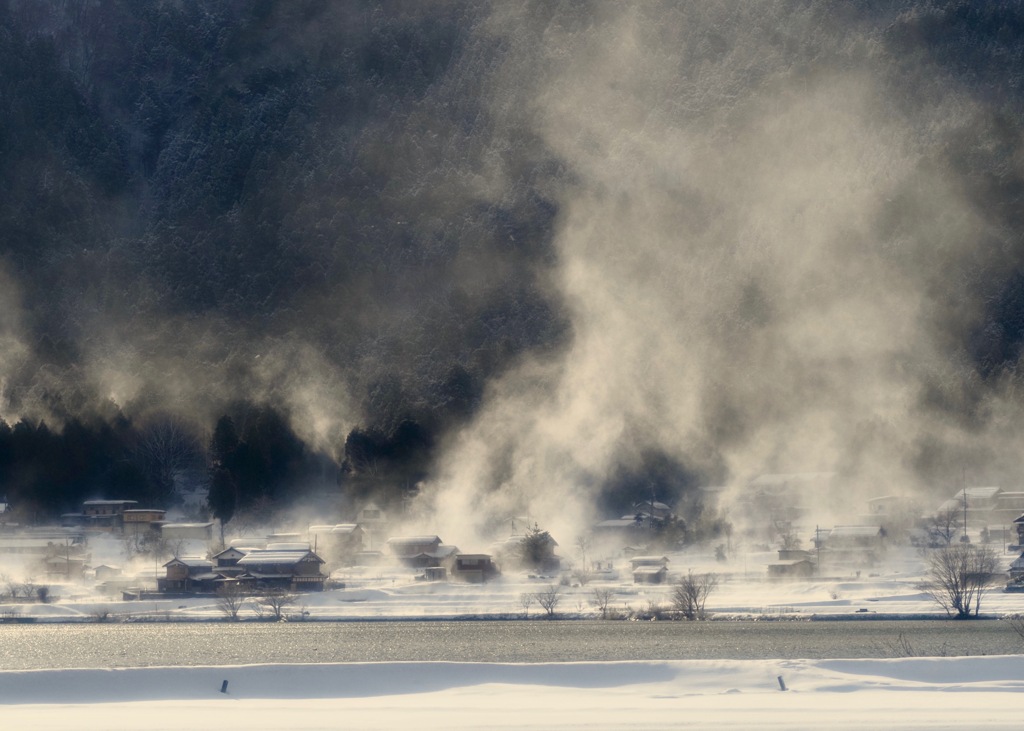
[4,3,1024,727]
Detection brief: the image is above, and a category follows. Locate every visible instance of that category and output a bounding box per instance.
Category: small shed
[630,556,669,584]
[768,558,816,578]
[452,554,499,583]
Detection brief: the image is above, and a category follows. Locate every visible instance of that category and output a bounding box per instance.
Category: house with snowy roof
[211,547,248,577]
[159,557,217,593]
[814,525,886,571]
[235,547,326,592]
[630,555,669,584]
[385,535,459,571]
[451,554,499,583]
[309,523,366,566]
[80,499,139,532]
[768,548,817,579]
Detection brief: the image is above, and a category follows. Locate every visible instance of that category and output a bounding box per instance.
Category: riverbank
[2,657,1022,730]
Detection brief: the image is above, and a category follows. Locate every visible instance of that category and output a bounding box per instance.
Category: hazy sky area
[2,2,1024,543]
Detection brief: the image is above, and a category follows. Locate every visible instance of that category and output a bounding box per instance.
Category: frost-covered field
[2,658,1022,730]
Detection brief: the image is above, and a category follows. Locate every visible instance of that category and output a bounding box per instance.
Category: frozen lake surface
[2,619,1018,670]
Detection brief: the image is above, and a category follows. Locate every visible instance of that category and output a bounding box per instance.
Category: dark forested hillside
[2,1,1024,528]
[0,0,569,518]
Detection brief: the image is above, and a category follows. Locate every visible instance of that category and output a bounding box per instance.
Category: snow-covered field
[2,657,1023,730]
[6,544,1024,622]
[4,545,1024,728]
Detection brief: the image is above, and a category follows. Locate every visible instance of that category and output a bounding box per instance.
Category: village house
[161,522,216,556]
[309,524,366,567]
[385,535,459,571]
[41,553,87,578]
[80,499,139,532]
[1005,513,1024,590]
[492,528,561,573]
[814,525,886,571]
[995,492,1024,524]
[122,508,166,536]
[162,522,216,542]
[1013,513,1024,550]
[451,554,499,583]
[767,548,817,579]
[93,565,122,581]
[592,517,642,544]
[936,487,1024,529]
[354,502,389,548]
[630,555,669,584]
[234,547,327,592]
[0,528,85,557]
[159,556,217,593]
[156,545,328,595]
[593,500,687,552]
[210,547,248,578]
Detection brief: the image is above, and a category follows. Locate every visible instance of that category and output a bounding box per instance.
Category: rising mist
[1,2,1024,545]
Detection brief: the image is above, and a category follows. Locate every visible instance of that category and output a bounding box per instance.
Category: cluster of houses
[61,499,215,545]
[592,499,685,552]
[757,477,1024,582]
[155,530,505,597]
[18,471,1024,597]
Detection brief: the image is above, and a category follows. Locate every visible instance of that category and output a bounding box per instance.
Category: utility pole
[961,467,969,544]
[815,524,820,576]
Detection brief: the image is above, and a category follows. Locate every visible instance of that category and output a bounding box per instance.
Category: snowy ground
[5,544,1024,728]
[2,657,1023,730]
[6,544,1024,622]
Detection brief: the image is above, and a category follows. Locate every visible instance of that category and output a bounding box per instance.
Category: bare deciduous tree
[591,588,614,619]
[574,535,591,580]
[919,543,1000,619]
[256,588,296,621]
[216,583,249,621]
[926,507,963,547]
[571,566,593,586]
[519,592,533,619]
[672,570,719,620]
[533,585,560,618]
[92,606,112,622]
[1006,614,1024,642]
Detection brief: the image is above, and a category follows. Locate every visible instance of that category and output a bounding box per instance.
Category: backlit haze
[2,2,1024,549]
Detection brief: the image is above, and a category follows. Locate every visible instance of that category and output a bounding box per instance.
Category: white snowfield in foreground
[2,658,1023,730]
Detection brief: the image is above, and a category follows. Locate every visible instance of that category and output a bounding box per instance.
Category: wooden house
[161,522,215,542]
[211,547,248,577]
[309,524,366,566]
[122,509,166,536]
[816,525,886,570]
[159,557,216,593]
[768,549,817,579]
[385,536,459,570]
[93,565,122,581]
[235,548,326,592]
[82,499,138,532]
[630,555,669,584]
[451,554,499,583]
